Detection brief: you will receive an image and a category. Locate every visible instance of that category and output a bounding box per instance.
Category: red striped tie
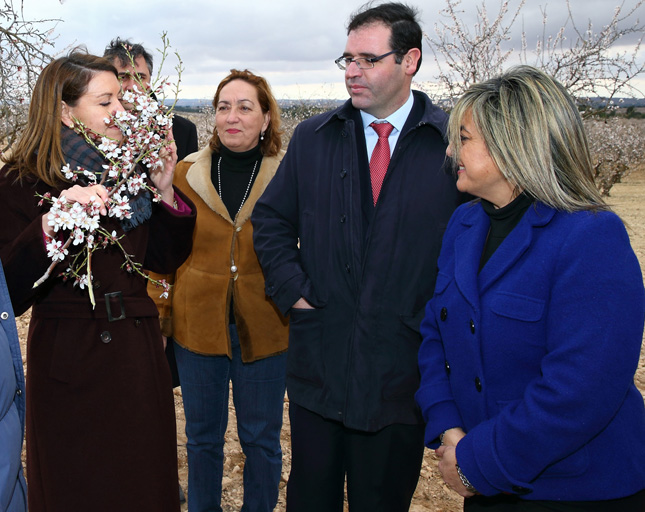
[369,122,394,205]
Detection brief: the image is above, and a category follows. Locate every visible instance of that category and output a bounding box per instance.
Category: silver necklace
[217,156,258,216]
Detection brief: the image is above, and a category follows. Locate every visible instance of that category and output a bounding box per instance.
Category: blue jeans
[174,325,287,512]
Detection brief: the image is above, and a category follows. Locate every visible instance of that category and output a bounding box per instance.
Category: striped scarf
[60,126,152,231]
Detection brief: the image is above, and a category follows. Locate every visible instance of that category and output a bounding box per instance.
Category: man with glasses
[252,3,462,510]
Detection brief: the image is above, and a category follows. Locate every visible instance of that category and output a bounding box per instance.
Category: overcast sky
[19,0,645,100]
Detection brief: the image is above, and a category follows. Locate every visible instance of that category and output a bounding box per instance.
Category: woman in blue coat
[0,259,26,512]
[416,66,645,510]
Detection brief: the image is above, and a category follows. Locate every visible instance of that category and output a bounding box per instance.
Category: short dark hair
[347,2,422,74]
[103,37,154,75]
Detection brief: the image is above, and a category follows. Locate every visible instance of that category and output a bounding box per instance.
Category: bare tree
[423,0,645,112]
[0,0,56,154]
[586,119,645,195]
[421,0,645,195]
[422,0,526,103]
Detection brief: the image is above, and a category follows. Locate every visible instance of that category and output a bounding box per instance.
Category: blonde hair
[448,65,607,212]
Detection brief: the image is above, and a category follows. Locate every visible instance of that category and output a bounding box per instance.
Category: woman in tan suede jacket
[152,69,288,512]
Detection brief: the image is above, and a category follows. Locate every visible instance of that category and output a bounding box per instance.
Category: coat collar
[184,146,284,226]
[313,90,447,137]
[453,201,555,307]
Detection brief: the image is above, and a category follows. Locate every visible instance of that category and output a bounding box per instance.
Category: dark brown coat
[0,167,195,512]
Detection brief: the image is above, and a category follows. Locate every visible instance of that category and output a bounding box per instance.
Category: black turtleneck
[211,144,263,220]
[479,193,533,271]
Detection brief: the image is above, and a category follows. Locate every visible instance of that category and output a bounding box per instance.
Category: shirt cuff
[161,194,191,215]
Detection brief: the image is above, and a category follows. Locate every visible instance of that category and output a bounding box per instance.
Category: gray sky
[20,0,645,100]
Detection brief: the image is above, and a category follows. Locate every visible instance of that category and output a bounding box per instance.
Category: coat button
[236,226,242,232]
[340,169,347,178]
[340,214,346,223]
[440,307,447,321]
[134,319,142,327]
[93,280,101,289]
[230,265,238,274]
[100,331,112,343]
[16,388,22,396]
[474,377,482,392]
[444,360,451,375]
[0,311,8,320]
[345,264,351,273]
[470,319,475,334]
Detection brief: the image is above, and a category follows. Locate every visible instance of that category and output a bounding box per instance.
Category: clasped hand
[435,428,476,498]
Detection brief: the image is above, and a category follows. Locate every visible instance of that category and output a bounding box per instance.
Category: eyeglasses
[334,50,399,70]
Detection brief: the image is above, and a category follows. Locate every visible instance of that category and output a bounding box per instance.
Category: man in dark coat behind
[251,3,464,511]
[103,37,199,162]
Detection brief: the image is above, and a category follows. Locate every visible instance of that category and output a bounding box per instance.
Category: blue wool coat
[0,261,26,512]
[416,200,645,500]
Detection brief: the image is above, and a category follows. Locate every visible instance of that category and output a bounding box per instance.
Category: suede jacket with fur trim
[152,147,288,362]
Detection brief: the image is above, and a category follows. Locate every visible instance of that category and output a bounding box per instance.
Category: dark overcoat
[252,91,463,432]
[0,166,195,512]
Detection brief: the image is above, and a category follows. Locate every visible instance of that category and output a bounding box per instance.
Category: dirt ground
[16,163,645,511]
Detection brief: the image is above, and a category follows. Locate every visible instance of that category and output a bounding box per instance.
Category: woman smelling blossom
[0,50,195,512]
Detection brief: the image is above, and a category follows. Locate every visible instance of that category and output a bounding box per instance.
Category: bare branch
[0,0,57,154]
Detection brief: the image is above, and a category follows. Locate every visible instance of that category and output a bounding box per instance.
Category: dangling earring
[260,131,265,141]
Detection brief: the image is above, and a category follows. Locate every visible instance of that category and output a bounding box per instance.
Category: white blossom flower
[46,238,67,261]
[75,274,89,289]
[72,228,85,246]
[62,164,74,180]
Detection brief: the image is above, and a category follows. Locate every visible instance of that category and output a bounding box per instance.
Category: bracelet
[455,463,477,494]
[439,427,461,445]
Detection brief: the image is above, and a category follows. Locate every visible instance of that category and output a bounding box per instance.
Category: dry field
[15,150,645,511]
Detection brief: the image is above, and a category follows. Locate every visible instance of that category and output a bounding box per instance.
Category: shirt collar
[360,90,414,133]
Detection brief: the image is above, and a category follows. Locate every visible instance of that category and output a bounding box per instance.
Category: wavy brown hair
[2,49,118,186]
[209,69,283,157]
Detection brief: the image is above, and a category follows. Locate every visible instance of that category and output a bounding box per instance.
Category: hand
[43,184,109,236]
[436,445,476,498]
[149,127,177,206]
[292,297,314,310]
[162,335,168,350]
[441,427,466,447]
